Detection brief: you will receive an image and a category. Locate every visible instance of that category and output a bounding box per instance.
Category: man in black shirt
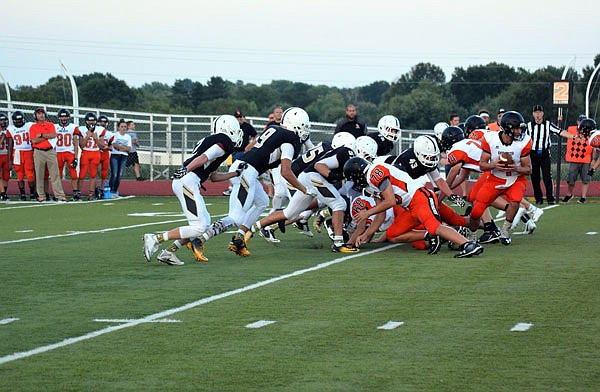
[233,110,257,160]
[335,104,367,138]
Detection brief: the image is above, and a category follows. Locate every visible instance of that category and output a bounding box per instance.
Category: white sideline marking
[0,318,19,325]
[15,230,34,233]
[103,203,115,206]
[128,212,185,217]
[510,322,533,332]
[0,195,135,210]
[377,321,404,330]
[0,213,228,245]
[245,320,277,329]
[586,232,597,235]
[151,203,164,205]
[0,244,400,365]
[94,318,181,323]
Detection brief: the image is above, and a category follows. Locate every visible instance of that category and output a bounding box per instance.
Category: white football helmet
[281,107,311,141]
[413,135,440,168]
[355,136,378,161]
[433,122,449,140]
[377,115,401,143]
[331,132,356,152]
[213,115,243,148]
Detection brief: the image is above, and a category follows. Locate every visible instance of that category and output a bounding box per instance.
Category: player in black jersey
[143,115,245,265]
[250,132,359,253]
[367,115,401,156]
[195,107,312,257]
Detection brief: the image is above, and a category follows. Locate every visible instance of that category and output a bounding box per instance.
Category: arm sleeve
[203,144,227,161]
[316,155,340,169]
[280,143,295,161]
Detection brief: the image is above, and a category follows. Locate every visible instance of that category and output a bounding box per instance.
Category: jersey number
[301,144,326,164]
[253,128,276,149]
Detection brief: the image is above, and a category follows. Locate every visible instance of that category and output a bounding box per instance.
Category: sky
[1,0,599,90]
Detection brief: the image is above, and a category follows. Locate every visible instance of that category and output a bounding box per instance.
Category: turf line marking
[0,318,19,325]
[0,243,400,365]
[94,318,181,323]
[510,322,533,332]
[0,213,228,245]
[493,204,556,224]
[245,320,277,329]
[0,196,135,210]
[377,321,404,330]
[586,232,597,235]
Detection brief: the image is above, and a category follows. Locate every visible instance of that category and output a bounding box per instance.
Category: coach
[527,104,575,205]
[30,108,67,202]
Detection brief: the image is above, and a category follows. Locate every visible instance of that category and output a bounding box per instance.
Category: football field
[1,196,599,391]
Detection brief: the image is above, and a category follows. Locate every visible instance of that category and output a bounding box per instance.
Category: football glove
[327,171,344,182]
[588,168,595,176]
[235,162,248,176]
[449,194,466,208]
[70,158,78,168]
[171,166,188,180]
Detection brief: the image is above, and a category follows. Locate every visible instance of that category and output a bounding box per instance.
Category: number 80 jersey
[54,123,82,153]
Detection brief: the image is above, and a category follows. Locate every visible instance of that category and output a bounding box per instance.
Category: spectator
[54,109,82,201]
[263,113,275,130]
[109,119,132,197]
[126,120,144,181]
[6,111,36,200]
[562,115,595,204]
[526,104,574,205]
[449,113,460,127]
[265,106,283,128]
[335,104,367,138]
[488,108,505,131]
[233,111,258,160]
[0,112,12,200]
[478,109,491,126]
[29,108,67,202]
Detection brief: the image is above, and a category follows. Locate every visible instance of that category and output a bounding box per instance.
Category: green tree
[383,62,446,100]
[449,63,519,109]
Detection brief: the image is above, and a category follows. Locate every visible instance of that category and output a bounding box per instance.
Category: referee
[527,104,575,205]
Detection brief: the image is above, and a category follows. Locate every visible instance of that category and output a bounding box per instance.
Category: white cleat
[157,250,184,266]
[495,210,506,219]
[511,207,526,230]
[532,207,544,223]
[524,220,537,234]
[143,234,159,262]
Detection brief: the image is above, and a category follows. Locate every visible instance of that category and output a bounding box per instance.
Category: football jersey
[304,146,355,178]
[6,123,33,151]
[390,148,436,179]
[367,131,395,156]
[447,139,483,172]
[291,141,332,176]
[54,123,81,153]
[366,162,423,208]
[0,129,8,154]
[241,125,302,175]
[183,133,234,183]
[78,126,107,152]
[589,130,600,149]
[481,131,532,183]
[350,195,394,231]
[468,129,486,141]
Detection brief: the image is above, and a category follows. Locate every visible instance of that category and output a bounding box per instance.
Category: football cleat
[425,233,442,255]
[495,210,506,219]
[499,228,511,245]
[157,250,185,266]
[292,221,314,237]
[524,219,536,234]
[143,234,159,262]
[454,241,484,258]
[479,228,501,244]
[324,219,335,241]
[277,219,286,233]
[259,227,280,243]
[511,207,526,230]
[313,211,325,233]
[531,207,544,223]
[187,238,208,262]
[228,235,250,257]
[20,194,27,201]
[331,244,360,253]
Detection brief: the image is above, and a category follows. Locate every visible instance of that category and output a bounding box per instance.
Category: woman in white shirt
[109,119,132,196]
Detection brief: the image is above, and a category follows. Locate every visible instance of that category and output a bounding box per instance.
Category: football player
[367,115,401,156]
[97,115,114,198]
[54,109,82,201]
[77,113,107,200]
[143,115,245,265]
[585,119,600,175]
[5,111,36,200]
[0,112,12,200]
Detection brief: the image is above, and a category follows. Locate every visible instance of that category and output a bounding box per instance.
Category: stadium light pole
[585,61,600,118]
[0,72,13,113]
[60,60,79,125]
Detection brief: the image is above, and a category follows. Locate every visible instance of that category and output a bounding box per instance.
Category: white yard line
[0,244,400,365]
[0,196,136,210]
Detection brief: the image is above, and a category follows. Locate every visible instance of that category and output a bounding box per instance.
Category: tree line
[7,54,600,128]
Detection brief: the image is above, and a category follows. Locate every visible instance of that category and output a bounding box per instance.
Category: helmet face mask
[578,118,596,138]
[57,109,71,126]
[281,107,311,141]
[355,136,378,161]
[500,111,526,142]
[413,135,440,168]
[213,115,243,148]
[377,115,401,143]
[84,112,97,130]
[0,112,8,128]
[331,132,356,152]
[343,157,370,190]
[97,115,109,128]
[12,111,25,128]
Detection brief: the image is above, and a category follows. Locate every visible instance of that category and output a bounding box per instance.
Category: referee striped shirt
[527,120,561,151]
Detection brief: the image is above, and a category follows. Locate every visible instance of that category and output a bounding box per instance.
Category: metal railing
[1,100,432,180]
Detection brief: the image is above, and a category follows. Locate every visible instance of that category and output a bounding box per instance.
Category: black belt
[34,147,53,151]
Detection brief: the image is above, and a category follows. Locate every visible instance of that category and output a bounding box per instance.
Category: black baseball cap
[234,110,243,118]
[533,104,544,112]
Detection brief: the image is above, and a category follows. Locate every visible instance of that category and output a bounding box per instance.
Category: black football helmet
[97,115,109,126]
[84,112,97,131]
[343,157,370,190]
[57,108,71,126]
[12,111,25,128]
[440,126,465,151]
[578,118,596,138]
[463,115,486,138]
[500,111,526,141]
[0,112,8,128]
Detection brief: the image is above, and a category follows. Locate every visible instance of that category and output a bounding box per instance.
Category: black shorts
[126,152,139,167]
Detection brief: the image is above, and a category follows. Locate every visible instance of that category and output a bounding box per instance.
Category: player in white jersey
[54,109,82,200]
[77,112,106,200]
[0,112,12,200]
[346,194,395,246]
[5,111,36,200]
[97,115,114,197]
